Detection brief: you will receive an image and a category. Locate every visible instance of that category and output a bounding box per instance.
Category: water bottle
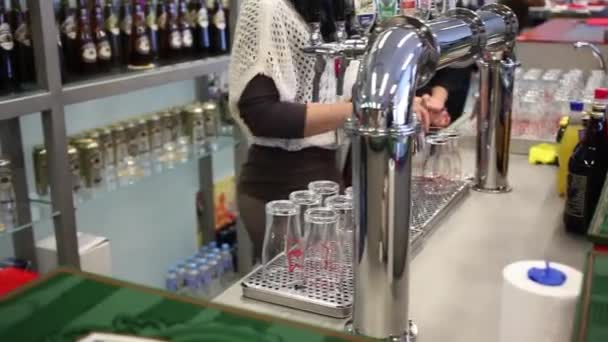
[198,245,209,256]
[198,261,213,299]
[209,241,218,249]
[165,270,179,293]
[176,262,187,288]
[221,243,235,280]
[184,263,201,297]
[207,257,222,297]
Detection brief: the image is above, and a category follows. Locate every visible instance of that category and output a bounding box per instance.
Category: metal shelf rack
[0,0,237,270]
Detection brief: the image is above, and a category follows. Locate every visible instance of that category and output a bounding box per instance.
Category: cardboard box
[36,232,112,276]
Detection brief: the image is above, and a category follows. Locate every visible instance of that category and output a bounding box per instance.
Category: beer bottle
[191,0,210,56]
[129,0,153,67]
[76,0,98,73]
[156,0,168,58]
[221,0,229,49]
[145,0,159,60]
[178,0,193,55]
[92,0,112,71]
[119,0,133,65]
[105,0,122,66]
[11,0,35,84]
[208,0,227,55]
[161,0,181,59]
[0,2,16,92]
[59,0,78,74]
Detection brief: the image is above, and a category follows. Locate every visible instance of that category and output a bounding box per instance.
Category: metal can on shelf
[185,104,206,144]
[135,118,151,155]
[146,114,163,150]
[125,121,141,157]
[202,101,220,138]
[161,111,176,145]
[33,145,49,196]
[95,127,115,167]
[111,124,129,163]
[67,145,82,193]
[171,107,184,140]
[0,157,15,203]
[74,138,104,188]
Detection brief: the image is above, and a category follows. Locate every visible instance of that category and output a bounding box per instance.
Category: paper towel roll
[499,260,582,342]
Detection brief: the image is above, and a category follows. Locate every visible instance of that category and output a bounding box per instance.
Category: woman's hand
[414,97,431,132]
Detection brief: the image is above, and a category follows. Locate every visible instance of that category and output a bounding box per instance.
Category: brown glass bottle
[178,0,193,55]
[156,0,168,58]
[59,0,78,74]
[208,0,228,55]
[10,0,35,84]
[160,0,181,59]
[76,0,98,73]
[145,0,159,60]
[104,0,122,66]
[0,2,16,92]
[129,0,153,66]
[92,0,112,71]
[119,0,133,65]
[191,0,210,56]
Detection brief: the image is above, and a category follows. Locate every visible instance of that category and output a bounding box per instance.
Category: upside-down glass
[262,200,304,287]
[308,180,340,203]
[440,131,463,182]
[303,207,343,293]
[344,186,353,198]
[325,195,354,260]
[422,135,452,195]
[289,190,322,238]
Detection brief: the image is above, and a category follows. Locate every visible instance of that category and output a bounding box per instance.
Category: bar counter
[214,151,591,342]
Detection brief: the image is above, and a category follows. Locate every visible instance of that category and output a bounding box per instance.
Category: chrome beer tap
[573,41,608,74]
[345,4,518,340]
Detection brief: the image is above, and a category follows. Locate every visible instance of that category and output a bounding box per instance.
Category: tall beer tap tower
[302,1,518,339]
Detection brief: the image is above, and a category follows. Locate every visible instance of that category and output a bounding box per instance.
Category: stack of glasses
[261,180,353,293]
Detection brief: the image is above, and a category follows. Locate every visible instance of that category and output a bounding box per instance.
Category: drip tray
[241,180,470,318]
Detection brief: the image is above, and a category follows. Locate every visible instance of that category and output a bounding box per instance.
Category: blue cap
[212,247,221,254]
[209,241,218,248]
[570,101,584,112]
[187,262,198,269]
[222,243,230,250]
[527,261,567,287]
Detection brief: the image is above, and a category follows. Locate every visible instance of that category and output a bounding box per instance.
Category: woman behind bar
[229,0,442,259]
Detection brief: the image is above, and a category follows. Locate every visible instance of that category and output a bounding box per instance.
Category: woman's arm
[303,102,352,137]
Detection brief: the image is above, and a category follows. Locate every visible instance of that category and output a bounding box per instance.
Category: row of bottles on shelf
[33,89,230,197]
[0,156,16,232]
[57,0,230,80]
[561,88,608,235]
[165,241,236,299]
[0,0,36,94]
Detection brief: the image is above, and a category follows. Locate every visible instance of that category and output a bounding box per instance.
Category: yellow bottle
[558,101,585,196]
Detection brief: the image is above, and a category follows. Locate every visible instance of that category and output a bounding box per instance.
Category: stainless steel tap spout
[573,41,608,74]
[349,4,517,339]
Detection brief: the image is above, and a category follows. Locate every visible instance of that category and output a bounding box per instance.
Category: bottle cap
[221,243,230,250]
[570,101,584,112]
[594,88,608,100]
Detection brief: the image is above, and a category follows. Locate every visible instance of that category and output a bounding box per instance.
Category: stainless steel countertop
[214,152,591,342]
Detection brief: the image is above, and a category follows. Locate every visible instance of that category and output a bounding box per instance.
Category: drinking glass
[289,190,322,238]
[344,186,353,198]
[325,195,354,259]
[303,207,343,293]
[262,200,304,287]
[308,180,340,203]
[422,136,452,195]
[440,131,463,182]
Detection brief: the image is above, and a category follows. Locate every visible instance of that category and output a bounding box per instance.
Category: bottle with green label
[376,0,398,21]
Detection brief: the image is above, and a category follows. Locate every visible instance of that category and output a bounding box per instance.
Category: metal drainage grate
[242,180,469,318]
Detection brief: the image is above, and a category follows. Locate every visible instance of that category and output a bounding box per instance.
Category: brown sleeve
[237,75,307,139]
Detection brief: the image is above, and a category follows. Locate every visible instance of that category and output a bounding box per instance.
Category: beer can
[0,157,15,203]
[171,107,184,140]
[96,127,115,167]
[125,121,141,157]
[33,145,49,196]
[202,101,220,138]
[185,104,206,144]
[161,111,176,144]
[146,114,163,150]
[111,124,129,164]
[74,138,104,188]
[67,145,82,192]
[136,118,151,155]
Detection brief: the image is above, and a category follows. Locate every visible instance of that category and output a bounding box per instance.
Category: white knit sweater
[228,0,342,151]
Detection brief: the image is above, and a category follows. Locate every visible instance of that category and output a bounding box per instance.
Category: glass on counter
[308,180,339,204]
[422,135,452,195]
[289,190,322,238]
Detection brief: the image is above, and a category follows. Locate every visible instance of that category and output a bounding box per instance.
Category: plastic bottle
[198,261,212,299]
[558,101,585,196]
[175,262,187,289]
[221,243,235,283]
[207,257,222,297]
[184,262,201,297]
[165,270,179,293]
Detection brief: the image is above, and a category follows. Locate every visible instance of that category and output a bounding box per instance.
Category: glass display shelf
[0,86,52,121]
[0,200,58,241]
[62,55,230,105]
